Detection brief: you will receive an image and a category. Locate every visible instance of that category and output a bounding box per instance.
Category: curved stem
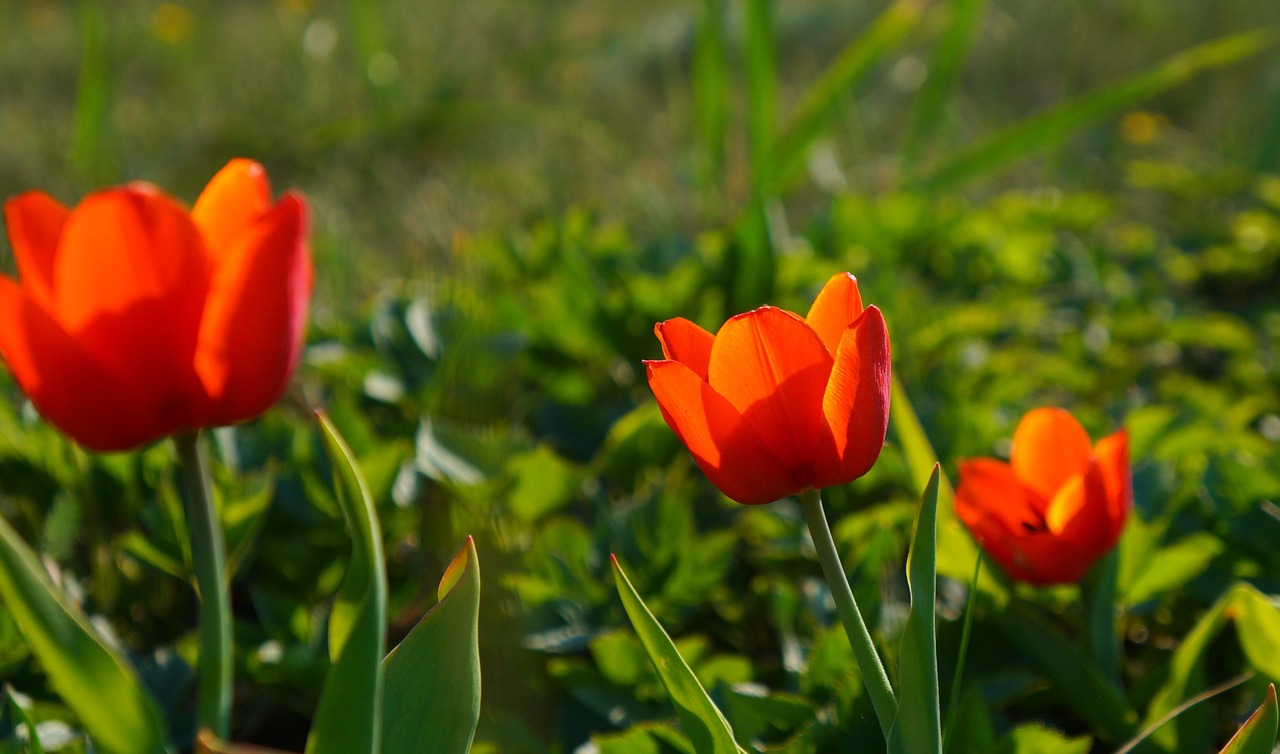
[799,488,897,735]
[176,431,232,738]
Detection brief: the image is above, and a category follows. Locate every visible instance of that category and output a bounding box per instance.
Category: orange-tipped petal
[805,272,864,355]
[817,305,890,488]
[0,279,162,450]
[1011,407,1093,510]
[192,159,273,261]
[51,186,211,429]
[647,359,797,505]
[4,191,68,306]
[707,307,834,485]
[1093,429,1131,544]
[654,317,714,380]
[197,193,311,425]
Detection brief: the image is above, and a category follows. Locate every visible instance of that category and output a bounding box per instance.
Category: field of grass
[1,1,1280,752]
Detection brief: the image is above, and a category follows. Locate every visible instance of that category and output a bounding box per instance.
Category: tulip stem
[176,431,233,739]
[799,489,897,736]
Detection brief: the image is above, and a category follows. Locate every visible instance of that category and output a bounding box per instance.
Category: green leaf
[6,689,44,754]
[1121,531,1223,607]
[0,517,168,754]
[612,556,740,754]
[996,601,1136,744]
[692,0,728,203]
[306,411,388,754]
[743,0,778,193]
[889,377,1007,603]
[382,537,482,754]
[919,29,1277,189]
[1217,685,1278,754]
[888,464,942,754]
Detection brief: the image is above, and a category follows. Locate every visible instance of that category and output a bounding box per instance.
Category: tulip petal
[51,186,212,429]
[192,159,273,262]
[654,318,713,380]
[197,193,312,426]
[1011,407,1093,510]
[1001,532,1097,585]
[1093,429,1131,544]
[646,360,797,505]
[805,272,864,355]
[0,279,162,451]
[3,192,68,306]
[954,459,1040,536]
[817,305,890,488]
[708,307,834,486]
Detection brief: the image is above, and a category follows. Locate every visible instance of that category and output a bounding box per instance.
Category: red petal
[3,192,68,306]
[999,531,1097,585]
[654,317,713,380]
[817,305,890,487]
[1044,464,1113,561]
[192,159,273,260]
[805,272,864,355]
[955,459,1040,536]
[197,193,312,425]
[647,360,797,505]
[1093,429,1131,545]
[51,186,211,429]
[0,279,163,451]
[1011,408,1093,512]
[707,307,834,487]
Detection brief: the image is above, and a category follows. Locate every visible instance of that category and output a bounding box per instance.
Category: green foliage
[1217,686,1278,754]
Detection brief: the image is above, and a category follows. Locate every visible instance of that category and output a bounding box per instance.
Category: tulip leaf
[997,600,1137,744]
[1146,584,1280,752]
[1217,685,1278,754]
[888,464,943,754]
[306,412,387,754]
[612,556,741,754]
[889,378,1007,604]
[382,537,482,754]
[6,688,45,754]
[0,516,169,754]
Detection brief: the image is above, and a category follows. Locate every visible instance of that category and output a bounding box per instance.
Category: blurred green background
[1,1,1280,752]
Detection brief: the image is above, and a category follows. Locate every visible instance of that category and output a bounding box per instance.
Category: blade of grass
[306,412,388,754]
[1114,673,1255,754]
[774,0,928,189]
[900,0,989,175]
[1217,685,1277,754]
[918,29,1278,190]
[693,0,729,209]
[942,552,982,752]
[612,556,740,754]
[1083,549,1121,687]
[0,517,169,754]
[70,0,113,185]
[744,0,779,194]
[382,538,482,754]
[887,465,943,754]
[6,688,45,754]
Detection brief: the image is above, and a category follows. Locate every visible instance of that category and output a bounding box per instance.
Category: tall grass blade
[887,465,943,754]
[70,0,113,185]
[919,29,1277,190]
[942,552,982,752]
[0,517,168,754]
[774,0,927,189]
[306,412,388,754]
[692,0,729,208]
[744,0,779,194]
[900,0,989,175]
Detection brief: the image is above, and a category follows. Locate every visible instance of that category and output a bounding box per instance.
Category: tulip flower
[955,408,1130,585]
[0,159,312,452]
[646,272,891,505]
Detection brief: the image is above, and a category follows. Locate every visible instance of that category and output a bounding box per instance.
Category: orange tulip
[646,273,891,505]
[955,408,1130,585]
[0,159,312,451]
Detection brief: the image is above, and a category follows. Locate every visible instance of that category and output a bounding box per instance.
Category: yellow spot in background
[150,3,193,45]
[1120,111,1163,146]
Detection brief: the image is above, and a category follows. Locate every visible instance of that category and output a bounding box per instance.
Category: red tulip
[0,159,312,451]
[955,408,1130,585]
[646,273,891,505]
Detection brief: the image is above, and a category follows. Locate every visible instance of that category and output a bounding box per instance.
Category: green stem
[1083,548,1121,687]
[799,488,897,736]
[176,431,232,738]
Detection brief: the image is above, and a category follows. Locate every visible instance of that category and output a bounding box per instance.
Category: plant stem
[176,431,232,738]
[799,488,897,736]
[1083,548,1121,687]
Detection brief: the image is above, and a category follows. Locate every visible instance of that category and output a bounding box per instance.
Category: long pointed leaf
[1218,685,1278,754]
[0,517,168,754]
[919,30,1277,189]
[612,556,739,754]
[306,412,388,754]
[382,537,482,754]
[744,0,778,193]
[888,465,943,754]
[693,0,728,204]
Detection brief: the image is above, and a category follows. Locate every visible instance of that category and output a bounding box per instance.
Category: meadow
[1,1,1280,752]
